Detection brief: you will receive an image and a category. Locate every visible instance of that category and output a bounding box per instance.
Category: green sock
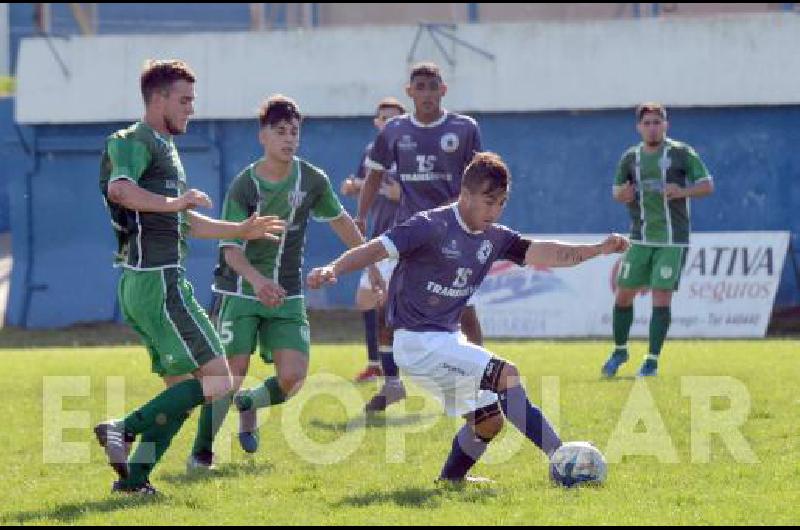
[123,378,204,435]
[649,306,672,359]
[126,410,191,487]
[191,393,233,456]
[240,377,286,411]
[613,305,634,353]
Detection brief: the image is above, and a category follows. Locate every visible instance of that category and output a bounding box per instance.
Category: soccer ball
[549,441,607,488]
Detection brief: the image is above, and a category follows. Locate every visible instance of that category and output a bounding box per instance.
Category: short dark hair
[259,94,302,128]
[376,97,405,116]
[409,62,442,82]
[462,152,510,195]
[637,102,667,121]
[140,59,196,104]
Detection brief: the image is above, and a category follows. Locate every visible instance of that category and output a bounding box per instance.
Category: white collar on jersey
[410,111,449,129]
[451,204,484,235]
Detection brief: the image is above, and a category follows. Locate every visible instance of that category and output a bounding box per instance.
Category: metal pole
[467,3,479,23]
[36,3,52,34]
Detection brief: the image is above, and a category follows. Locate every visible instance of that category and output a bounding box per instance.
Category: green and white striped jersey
[615,138,711,246]
[213,157,344,299]
[99,122,189,270]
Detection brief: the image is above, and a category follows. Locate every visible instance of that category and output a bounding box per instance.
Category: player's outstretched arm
[329,212,367,249]
[307,239,389,289]
[188,211,285,242]
[108,179,212,213]
[328,213,387,297]
[525,234,629,268]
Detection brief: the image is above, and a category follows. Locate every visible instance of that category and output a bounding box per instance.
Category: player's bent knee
[467,403,504,441]
[652,290,673,306]
[232,376,247,393]
[228,354,250,379]
[199,355,233,378]
[279,371,307,397]
[480,358,518,393]
[475,413,504,441]
[202,375,234,401]
[198,358,234,400]
[616,289,637,306]
[498,362,521,392]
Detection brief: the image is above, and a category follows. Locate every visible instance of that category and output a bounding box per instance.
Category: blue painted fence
[2,100,799,327]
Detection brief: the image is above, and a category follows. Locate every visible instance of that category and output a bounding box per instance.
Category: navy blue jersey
[367,112,482,223]
[380,205,528,333]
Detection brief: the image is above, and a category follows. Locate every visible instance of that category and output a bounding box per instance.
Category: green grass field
[0,339,797,525]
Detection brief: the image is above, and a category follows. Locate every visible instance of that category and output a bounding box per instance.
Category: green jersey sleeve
[106,137,151,184]
[685,147,711,184]
[220,175,257,248]
[312,173,345,222]
[614,151,633,188]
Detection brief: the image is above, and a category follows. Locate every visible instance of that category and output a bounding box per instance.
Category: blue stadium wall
[0,99,9,232]
[2,99,799,327]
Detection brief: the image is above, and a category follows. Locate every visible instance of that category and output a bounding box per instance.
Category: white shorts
[393,329,499,417]
[358,258,397,290]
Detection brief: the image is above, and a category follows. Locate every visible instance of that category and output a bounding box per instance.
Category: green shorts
[119,268,224,377]
[216,295,310,363]
[617,244,688,291]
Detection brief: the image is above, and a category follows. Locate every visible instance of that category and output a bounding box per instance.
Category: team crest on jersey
[398,135,418,151]
[442,239,462,260]
[288,190,307,209]
[440,133,459,153]
[660,266,673,279]
[477,240,493,264]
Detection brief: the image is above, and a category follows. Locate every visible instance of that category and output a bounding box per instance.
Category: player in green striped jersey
[602,103,714,378]
[96,60,285,494]
[188,95,383,467]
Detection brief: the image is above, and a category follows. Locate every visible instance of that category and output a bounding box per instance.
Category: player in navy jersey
[355,62,484,412]
[310,152,628,483]
[340,97,405,384]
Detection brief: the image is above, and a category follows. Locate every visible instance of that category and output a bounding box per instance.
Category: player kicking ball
[308,152,628,483]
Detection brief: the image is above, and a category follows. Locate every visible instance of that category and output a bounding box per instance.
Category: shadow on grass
[159,460,275,485]
[309,413,442,432]
[1,494,165,524]
[0,323,141,349]
[599,376,637,382]
[0,310,364,349]
[335,482,498,509]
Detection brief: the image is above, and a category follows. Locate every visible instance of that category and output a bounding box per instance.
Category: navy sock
[380,347,399,380]
[364,310,378,363]
[499,385,562,457]
[439,425,489,481]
